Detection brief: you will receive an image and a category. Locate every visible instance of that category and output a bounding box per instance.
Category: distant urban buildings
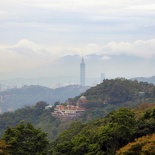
[100,73,105,83]
[80,56,85,86]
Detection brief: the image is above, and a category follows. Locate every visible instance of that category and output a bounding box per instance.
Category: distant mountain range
[132,76,155,84]
[0,85,89,112]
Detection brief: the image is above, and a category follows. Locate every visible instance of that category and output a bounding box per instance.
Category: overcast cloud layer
[0,0,155,81]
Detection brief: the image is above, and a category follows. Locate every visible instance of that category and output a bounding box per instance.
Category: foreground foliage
[51,106,155,155]
[0,140,10,155]
[116,134,155,155]
[0,104,155,154]
[0,101,63,141]
[2,121,49,155]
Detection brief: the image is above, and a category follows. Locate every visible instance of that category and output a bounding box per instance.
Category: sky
[0,0,155,82]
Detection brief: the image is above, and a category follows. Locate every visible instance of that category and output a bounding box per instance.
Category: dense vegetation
[1,79,155,141]
[2,121,49,155]
[1,104,155,154]
[116,134,155,155]
[0,78,155,154]
[0,100,108,141]
[50,105,155,155]
[78,78,155,104]
[0,101,63,141]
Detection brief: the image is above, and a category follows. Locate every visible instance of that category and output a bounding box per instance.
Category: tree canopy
[77,78,155,104]
[2,121,49,155]
[50,106,155,155]
[116,134,155,155]
[0,140,10,155]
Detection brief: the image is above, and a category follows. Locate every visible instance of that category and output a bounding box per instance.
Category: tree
[135,107,155,138]
[50,121,85,155]
[0,140,10,155]
[97,108,136,155]
[35,101,49,109]
[2,121,49,155]
[116,134,155,155]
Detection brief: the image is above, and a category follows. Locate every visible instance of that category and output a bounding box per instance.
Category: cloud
[129,3,155,11]
[1,0,155,23]
[0,38,155,74]
[0,40,56,73]
[0,0,155,79]
[66,38,155,59]
[103,39,155,59]
[101,55,111,60]
[0,38,155,79]
[0,11,8,19]
[0,0,155,46]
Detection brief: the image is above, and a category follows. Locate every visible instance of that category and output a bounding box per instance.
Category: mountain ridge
[0,84,89,112]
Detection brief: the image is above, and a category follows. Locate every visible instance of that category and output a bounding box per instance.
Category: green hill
[0,101,69,141]
[50,104,155,155]
[77,78,155,104]
[1,78,155,146]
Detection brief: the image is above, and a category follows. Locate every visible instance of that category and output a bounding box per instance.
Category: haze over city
[0,0,155,85]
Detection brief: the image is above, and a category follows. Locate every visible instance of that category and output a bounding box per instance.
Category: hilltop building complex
[52,96,87,121]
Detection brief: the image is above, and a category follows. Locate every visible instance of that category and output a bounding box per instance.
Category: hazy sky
[0,0,155,80]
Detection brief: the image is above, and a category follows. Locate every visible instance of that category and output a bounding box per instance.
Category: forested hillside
[77,78,155,104]
[1,79,155,140]
[1,78,155,154]
[1,103,155,154]
[0,101,69,141]
[51,104,155,155]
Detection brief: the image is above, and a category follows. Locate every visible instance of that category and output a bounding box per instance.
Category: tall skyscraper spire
[80,56,85,86]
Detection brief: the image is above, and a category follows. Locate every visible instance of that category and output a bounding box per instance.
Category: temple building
[52,96,87,121]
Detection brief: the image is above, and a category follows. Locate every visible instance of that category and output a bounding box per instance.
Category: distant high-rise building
[100,73,105,83]
[80,57,85,86]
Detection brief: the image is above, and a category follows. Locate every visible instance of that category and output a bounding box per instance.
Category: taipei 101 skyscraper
[80,56,85,86]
